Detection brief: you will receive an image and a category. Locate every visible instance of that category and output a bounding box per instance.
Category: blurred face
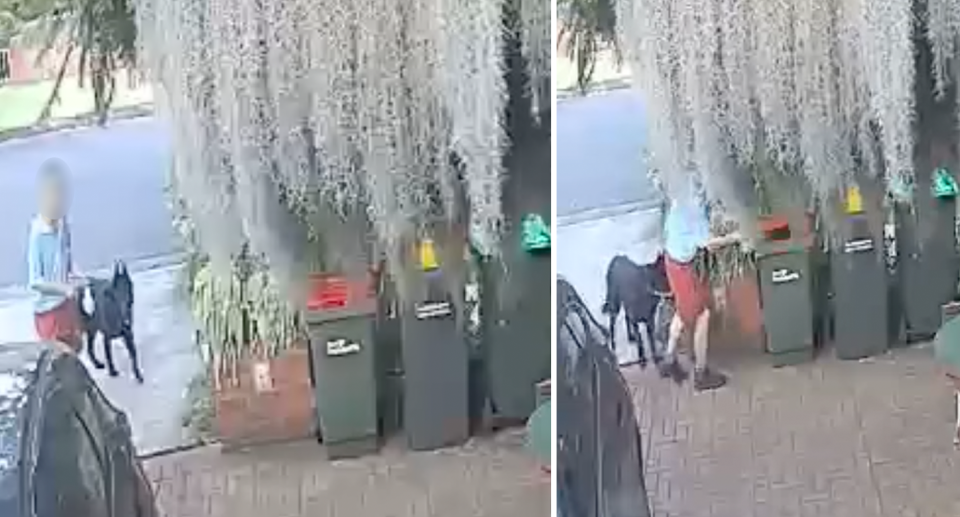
[39,177,67,220]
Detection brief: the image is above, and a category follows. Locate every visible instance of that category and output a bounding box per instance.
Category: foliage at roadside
[556,0,619,94]
[2,0,138,126]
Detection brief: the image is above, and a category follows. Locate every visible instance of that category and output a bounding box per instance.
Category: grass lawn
[0,78,153,132]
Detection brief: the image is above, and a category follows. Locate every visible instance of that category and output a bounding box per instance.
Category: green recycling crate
[305,276,379,460]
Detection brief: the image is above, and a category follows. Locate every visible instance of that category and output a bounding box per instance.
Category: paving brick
[626,345,960,517]
[144,429,548,517]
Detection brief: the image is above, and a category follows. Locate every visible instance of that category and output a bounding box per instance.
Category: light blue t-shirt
[27,216,73,314]
[663,195,710,263]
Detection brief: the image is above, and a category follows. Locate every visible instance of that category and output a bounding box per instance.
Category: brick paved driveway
[631,344,960,517]
[144,429,549,517]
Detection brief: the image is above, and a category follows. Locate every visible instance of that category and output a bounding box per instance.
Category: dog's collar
[652,290,673,298]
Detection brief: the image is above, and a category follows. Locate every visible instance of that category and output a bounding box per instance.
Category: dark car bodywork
[0,342,157,517]
[557,278,651,517]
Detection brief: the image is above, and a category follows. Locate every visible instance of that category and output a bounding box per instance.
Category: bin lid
[305,274,376,317]
[521,213,551,252]
[932,168,958,199]
[845,186,864,214]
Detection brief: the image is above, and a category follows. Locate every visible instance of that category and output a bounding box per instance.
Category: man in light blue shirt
[661,181,739,391]
[27,159,84,349]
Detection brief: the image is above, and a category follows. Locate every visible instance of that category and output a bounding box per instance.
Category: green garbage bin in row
[755,221,816,367]
[480,213,551,422]
[400,269,470,451]
[896,196,959,342]
[831,215,889,360]
[306,276,380,460]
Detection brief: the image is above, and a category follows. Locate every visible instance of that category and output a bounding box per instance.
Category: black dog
[602,254,687,383]
[77,262,143,383]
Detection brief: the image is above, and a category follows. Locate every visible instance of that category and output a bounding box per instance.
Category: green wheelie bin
[306,274,380,460]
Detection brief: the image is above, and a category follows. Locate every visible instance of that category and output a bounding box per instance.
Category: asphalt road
[0,117,178,287]
[556,87,661,220]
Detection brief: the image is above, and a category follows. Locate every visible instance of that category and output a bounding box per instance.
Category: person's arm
[27,232,72,296]
[705,231,743,250]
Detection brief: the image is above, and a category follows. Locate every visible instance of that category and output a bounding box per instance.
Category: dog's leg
[607,312,619,354]
[86,329,106,370]
[103,333,120,378]
[642,319,660,366]
[122,328,144,384]
[627,315,647,369]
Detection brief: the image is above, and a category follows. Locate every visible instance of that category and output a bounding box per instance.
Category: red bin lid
[306,274,374,312]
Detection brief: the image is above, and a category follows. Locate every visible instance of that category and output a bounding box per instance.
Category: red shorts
[34,299,81,346]
[665,255,710,326]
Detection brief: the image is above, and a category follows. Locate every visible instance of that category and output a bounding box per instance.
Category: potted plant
[189,247,312,447]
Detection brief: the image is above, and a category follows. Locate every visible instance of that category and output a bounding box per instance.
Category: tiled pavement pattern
[143,429,550,517]
[629,344,960,517]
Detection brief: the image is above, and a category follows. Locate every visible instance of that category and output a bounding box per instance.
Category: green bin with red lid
[305,272,380,459]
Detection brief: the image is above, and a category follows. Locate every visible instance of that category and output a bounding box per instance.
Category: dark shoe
[657,359,688,384]
[669,362,688,385]
[694,368,727,391]
[657,359,672,379]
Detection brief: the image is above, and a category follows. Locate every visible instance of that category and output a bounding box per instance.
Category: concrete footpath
[0,262,201,455]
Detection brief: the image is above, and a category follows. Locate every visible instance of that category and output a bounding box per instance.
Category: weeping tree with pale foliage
[568,0,960,241]
[136,0,551,361]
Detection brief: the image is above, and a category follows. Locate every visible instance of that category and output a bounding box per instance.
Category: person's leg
[665,311,683,359]
[692,306,727,390]
[658,311,688,382]
[661,260,689,380]
[693,308,710,370]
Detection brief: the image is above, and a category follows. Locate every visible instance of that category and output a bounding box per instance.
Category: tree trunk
[37,44,75,123]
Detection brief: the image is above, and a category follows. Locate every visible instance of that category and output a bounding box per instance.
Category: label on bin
[771,268,800,284]
[253,361,274,393]
[843,238,873,253]
[326,338,361,356]
[415,301,453,320]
